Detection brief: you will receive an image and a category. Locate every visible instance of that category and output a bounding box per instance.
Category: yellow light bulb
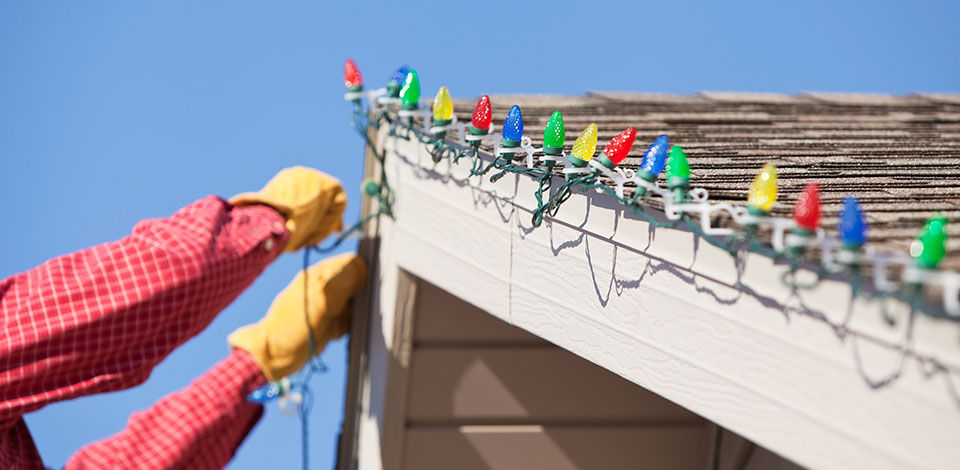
[432,86,453,122]
[571,123,598,162]
[747,163,778,214]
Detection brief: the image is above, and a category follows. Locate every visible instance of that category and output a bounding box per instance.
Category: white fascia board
[359,127,960,470]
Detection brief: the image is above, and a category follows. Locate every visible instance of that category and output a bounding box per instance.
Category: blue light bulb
[838,196,868,247]
[389,65,410,85]
[640,134,669,178]
[502,105,524,142]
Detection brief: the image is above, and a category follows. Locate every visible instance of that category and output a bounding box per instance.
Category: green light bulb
[665,145,691,201]
[911,213,948,269]
[666,145,690,185]
[400,70,420,110]
[543,111,565,156]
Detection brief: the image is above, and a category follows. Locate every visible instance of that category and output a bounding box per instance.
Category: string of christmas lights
[342,60,960,320]
[246,63,397,470]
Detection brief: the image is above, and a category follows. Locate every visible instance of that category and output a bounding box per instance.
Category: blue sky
[1,1,957,468]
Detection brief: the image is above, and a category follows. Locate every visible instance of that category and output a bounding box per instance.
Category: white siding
[343,126,960,470]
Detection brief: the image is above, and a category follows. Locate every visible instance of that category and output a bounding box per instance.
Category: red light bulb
[793,183,821,232]
[602,127,637,166]
[472,95,492,131]
[344,59,363,89]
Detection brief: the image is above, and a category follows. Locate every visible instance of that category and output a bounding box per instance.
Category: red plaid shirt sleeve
[66,349,267,470]
[0,195,288,468]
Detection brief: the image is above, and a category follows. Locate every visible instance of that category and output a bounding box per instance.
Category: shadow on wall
[401,278,711,470]
[394,141,960,407]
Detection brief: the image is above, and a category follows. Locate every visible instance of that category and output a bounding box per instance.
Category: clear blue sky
[0,1,956,468]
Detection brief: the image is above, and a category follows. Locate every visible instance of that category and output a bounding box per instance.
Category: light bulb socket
[787,244,806,258]
[835,245,861,266]
[401,102,418,111]
[786,229,813,257]
[668,175,690,202]
[468,126,488,147]
[747,205,769,216]
[638,169,657,183]
[842,243,863,252]
[500,139,521,160]
[667,176,689,190]
[386,83,401,98]
[345,86,363,104]
[432,119,451,141]
[635,169,658,197]
[543,145,563,156]
[567,155,590,168]
[671,187,687,203]
[597,154,616,170]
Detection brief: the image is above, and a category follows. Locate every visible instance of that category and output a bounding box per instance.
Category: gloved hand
[228,253,367,381]
[231,166,347,253]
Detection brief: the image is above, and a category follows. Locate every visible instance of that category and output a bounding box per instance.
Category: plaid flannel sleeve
[0,195,288,468]
[65,349,267,470]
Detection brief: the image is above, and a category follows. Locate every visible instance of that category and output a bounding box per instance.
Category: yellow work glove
[231,166,347,253]
[228,253,367,381]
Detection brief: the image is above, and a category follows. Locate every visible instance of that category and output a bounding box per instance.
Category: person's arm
[65,252,367,470]
[0,418,44,469]
[0,195,288,422]
[65,349,266,470]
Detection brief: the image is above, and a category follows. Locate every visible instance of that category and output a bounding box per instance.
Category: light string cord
[297,247,324,470]
[372,104,891,319]
[249,99,396,470]
[380,113,960,407]
[352,103,396,219]
[582,175,939,319]
[301,100,398,469]
[356,93,960,320]
[345,89,960,412]
[531,165,555,227]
